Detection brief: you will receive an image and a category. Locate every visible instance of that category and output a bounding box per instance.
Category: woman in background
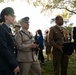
[37,29,44,64]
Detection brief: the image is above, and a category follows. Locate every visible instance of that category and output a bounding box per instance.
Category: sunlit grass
[67,53,76,75]
[41,52,76,75]
[16,52,76,75]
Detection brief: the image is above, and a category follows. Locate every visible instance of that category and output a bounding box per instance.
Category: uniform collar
[4,23,10,29]
[56,25,62,30]
[22,28,30,34]
[56,25,61,27]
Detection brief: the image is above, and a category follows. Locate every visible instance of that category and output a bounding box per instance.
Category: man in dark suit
[73,27,76,53]
[0,7,19,75]
[48,16,69,75]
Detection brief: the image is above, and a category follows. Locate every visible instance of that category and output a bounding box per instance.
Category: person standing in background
[44,30,52,61]
[73,27,76,52]
[14,23,21,34]
[37,29,44,64]
[34,30,39,56]
[0,7,19,75]
[15,17,41,75]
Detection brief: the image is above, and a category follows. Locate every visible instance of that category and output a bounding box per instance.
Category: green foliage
[28,52,76,75]
[27,0,30,5]
[27,0,76,14]
[52,0,63,7]
[0,0,15,3]
[65,26,72,34]
[0,0,76,15]
[72,0,76,7]
[0,0,4,3]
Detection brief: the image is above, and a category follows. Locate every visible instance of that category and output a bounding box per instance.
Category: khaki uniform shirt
[15,29,38,62]
[48,25,64,54]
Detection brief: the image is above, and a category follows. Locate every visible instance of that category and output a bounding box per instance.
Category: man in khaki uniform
[14,23,21,34]
[44,30,52,61]
[15,17,41,75]
[48,16,69,75]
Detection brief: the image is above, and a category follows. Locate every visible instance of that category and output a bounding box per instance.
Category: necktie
[9,27,12,33]
[8,28,13,37]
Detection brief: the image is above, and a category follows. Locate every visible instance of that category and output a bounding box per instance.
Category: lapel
[2,23,10,32]
[22,29,30,35]
[55,25,65,42]
[55,25,63,34]
[2,23,13,37]
[22,29,33,39]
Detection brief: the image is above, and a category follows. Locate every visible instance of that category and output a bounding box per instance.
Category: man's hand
[58,46,63,53]
[30,43,38,49]
[13,66,19,74]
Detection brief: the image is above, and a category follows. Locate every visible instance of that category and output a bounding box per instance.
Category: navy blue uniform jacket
[0,23,18,71]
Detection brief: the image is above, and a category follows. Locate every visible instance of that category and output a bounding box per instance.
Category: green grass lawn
[28,52,76,75]
[11,52,76,75]
[41,60,53,75]
[41,53,76,75]
[1,52,76,75]
[67,53,76,75]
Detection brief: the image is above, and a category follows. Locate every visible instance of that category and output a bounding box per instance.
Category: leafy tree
[0,0,74,26]
[30,0,76,14]
[50,9,70,24]
[0,0,14,3]
[1,0,76,14]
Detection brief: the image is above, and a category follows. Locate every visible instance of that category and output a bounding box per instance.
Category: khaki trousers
[19,61,41,75]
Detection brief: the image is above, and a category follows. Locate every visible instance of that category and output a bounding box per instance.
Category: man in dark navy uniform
[0,7,19,75]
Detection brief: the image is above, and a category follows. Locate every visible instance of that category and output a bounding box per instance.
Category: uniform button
[14,51,16,53]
